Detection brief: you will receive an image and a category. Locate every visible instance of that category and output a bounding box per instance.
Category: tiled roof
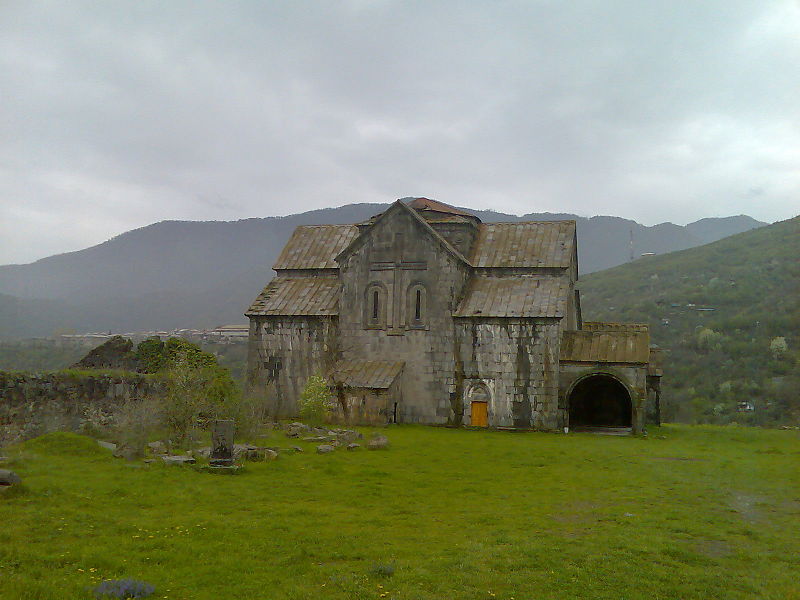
[406,197,476,218]
[470,221,576,268]
[453,276,569,318]
[246,276,340,316]
[582,322,649,333]
[560,328,651,364]
[330,360,404,389]
[272,225,359,270]
[336,200,471,266]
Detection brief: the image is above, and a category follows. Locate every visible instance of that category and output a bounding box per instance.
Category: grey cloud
[1,0,798,264]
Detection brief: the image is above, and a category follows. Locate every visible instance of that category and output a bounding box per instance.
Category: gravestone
[210,420,235,467]
[0,469,21,486]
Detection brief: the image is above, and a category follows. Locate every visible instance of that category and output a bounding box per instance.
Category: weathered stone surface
[96,440,117,451]
[0,469,21,486]
[291,446,304,453]
[316,444,335,454]
[346,443,361,451]
[147,441,166,455]
[302,436,329,443]
[0,371,165,446]
[162,455,196,465]
[113,442,143,461]
[245,200,654,433]
[210,420,235,466]
[335,429,361,442]
[367,435,389,450]
[263,449,279,461]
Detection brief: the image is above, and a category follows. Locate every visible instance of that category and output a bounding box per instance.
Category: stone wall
[558,363,649,433]
[0,371,164,445]
[247,316,337,418]
[454,319,562,429]
[337,205,473,425]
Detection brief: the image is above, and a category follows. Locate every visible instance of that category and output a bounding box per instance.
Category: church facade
[246,198,661,433]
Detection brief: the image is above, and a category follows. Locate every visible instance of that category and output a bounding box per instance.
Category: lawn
[1,425,798,600]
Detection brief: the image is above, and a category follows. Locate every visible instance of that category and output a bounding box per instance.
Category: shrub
[368,562,396,578]
[299,375,334,425]
[112,396,163,454]
[162,355,243,446]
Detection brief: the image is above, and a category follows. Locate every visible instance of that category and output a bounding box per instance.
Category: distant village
[22,324,249,347]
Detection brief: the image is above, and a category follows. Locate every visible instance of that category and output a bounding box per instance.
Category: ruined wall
[0,371,163,445]
[247,316,337,418]
[453,319,562,429]
[558,363,648,433]
[337,207,472,425]
[331,378,400,426]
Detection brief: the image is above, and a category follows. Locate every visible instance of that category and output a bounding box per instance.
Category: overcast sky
[2,1,798,265]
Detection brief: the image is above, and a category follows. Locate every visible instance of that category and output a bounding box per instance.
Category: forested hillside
[0,201,763,338]
[580,216,799,425]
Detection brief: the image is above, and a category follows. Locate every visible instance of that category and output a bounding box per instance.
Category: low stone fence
[0,371,165,446]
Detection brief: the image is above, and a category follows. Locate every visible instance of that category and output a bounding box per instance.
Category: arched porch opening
[568,374,632,428]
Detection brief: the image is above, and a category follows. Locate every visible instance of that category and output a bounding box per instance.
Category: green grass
[1,426,799,600]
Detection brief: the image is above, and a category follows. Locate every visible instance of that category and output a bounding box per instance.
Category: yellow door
[471,401,488,427]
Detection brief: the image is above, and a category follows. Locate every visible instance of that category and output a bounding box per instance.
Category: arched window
[407,283,428,329]
[364,283,386,329]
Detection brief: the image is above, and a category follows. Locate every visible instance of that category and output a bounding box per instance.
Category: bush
[299,375,334,425]
[112,396,163,454]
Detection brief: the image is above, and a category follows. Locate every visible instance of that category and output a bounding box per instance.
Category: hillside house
[246,198,661,433]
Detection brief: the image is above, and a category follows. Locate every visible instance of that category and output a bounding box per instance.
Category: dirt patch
[646,456,709,461]
[694,539,733,559]
[728,493,769,523]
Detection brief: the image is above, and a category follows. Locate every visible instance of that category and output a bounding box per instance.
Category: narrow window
[372,289,379,320]
[415,289,422,321]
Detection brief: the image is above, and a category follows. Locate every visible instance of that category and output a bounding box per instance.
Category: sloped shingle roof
[453,276,569,318]
[246,276,340,316]
[560,329,650,364]
[470,221,575,268]
[330,360,404,389]
[273,225,359,270]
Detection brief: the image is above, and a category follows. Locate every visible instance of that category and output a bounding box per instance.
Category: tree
[769,337,789,360]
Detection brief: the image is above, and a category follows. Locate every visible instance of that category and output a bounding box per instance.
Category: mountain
[0,202,767,337]
[580,216,799,425]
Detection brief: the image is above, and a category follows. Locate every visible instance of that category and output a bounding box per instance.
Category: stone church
[246,198,662,433]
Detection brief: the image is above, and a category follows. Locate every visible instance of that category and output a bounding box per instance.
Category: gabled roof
[335,200,470,266]
[273,225,359,270]
[330,359,404,389]
[470,221,576,268]
[406,197,478,219]
[246,276,340,316]
[454,276,568,318]
[560,328,650,364]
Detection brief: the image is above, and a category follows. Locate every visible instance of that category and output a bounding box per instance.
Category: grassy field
[1,425,798,600]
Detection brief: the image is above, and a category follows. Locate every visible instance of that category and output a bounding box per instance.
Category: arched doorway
[468,384,490,427]
[568,374,632,428]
